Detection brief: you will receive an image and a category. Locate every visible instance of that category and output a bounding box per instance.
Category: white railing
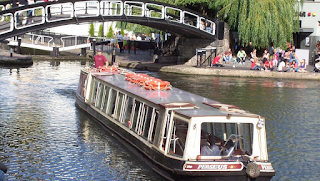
[28,33,54,47]
[0,0,216,36]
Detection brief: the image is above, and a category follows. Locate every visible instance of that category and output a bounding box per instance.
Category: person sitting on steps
[211,54,224,67]
[236,48,246,65]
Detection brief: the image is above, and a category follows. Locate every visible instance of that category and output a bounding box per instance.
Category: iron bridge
[0,0,221,41]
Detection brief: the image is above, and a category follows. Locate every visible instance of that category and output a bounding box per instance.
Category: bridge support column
[112,46,116,65]
[17,37,22,54]
[81,48,87,57]
[92,39,96,56]
[51,47,59,57]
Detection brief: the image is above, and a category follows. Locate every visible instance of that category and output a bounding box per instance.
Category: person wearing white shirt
[277,60,289,72]
[116,31,123,53]
[136,35,142,41]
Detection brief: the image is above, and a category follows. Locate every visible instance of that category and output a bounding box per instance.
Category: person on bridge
[94,49,108,68]
[116,31,124,53]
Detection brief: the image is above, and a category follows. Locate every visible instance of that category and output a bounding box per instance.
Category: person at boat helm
[94,48,108,68]
[200,136,222,156]
[220,140,234,156]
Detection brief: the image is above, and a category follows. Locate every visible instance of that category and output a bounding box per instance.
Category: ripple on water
[0,62,163,181]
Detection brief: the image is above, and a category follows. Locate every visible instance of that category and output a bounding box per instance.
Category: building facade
[297,0,320,64]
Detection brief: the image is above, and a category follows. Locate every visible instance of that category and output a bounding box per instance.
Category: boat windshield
[200,122,253,158]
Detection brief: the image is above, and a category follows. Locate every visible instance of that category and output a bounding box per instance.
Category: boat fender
[246,162,260,178]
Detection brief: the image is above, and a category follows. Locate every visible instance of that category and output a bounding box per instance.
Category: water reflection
[0,62,163,181]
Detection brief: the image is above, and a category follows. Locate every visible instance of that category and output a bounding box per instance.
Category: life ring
[130,74,148,84]
[144,79,171,90]
[100,66,118,72]
[125,73,136,81]
[136,75,150,86]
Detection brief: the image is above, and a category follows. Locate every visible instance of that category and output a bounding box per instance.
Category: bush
[98,24,104,38]
[106,25,114,38]
[120,29,125,36]
[89,22,95,37]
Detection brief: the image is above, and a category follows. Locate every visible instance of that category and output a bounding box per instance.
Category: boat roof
[89,70,260,119]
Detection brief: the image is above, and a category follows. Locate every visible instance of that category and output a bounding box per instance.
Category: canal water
[0,60,319,180]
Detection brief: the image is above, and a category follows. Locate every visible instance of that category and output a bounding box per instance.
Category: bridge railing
[0,0,216,38]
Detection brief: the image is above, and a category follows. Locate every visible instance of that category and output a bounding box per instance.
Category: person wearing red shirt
[264,59,274,71]
[94,49,108,68]
[250,58,262,70]
[211,54,224,67]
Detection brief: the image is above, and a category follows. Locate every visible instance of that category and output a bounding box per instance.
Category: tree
[115,22,157,36]
[106,24,114,38]
[213,0,302,48]
[88,22,95,37]
[120,28,125,36]
[98,24,104,37]
[156,0,303,49]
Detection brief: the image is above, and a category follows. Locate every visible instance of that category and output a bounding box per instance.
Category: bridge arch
[0,0,222,41]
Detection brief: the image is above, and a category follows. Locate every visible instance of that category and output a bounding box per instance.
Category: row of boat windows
[89,79,188,158]
[91,80,158,143]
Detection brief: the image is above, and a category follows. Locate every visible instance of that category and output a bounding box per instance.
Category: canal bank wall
[1,47,320,81]
[0,49,33,66]
[109,54,320,81]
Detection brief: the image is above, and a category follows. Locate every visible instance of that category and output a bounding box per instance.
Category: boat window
[161,112,171,150]
[124,96,134,127]
[114,92,125,121]
[91,81,100,106]
[95,83,105,109]
[135,103,147,135]
[118,95,127,123]
[102,86,111,112]
[107,89,118,116]
[200,122,253,157]
[100,85,107,110]
[148,109,159,143]
[131,100,142,130]
[141,106,153,139]
[168,116,188,157]
[77,72,87,98]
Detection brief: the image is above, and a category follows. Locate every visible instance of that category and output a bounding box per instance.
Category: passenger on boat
[94,48,108,68]
[221,140,234,156]
[201,136,222,156]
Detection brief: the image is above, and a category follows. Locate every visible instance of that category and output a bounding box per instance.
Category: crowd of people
[212,42,317,73]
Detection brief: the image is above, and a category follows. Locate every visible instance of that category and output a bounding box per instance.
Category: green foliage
[115,22,156,35]
[98,24,104,38]
[106,25,114,38]
[89,22,95,37]
[213,0,301,48]
[120,29,125,36]
[156,0,302,49]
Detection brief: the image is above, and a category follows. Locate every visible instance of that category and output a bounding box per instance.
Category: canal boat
[76,66,275,181]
